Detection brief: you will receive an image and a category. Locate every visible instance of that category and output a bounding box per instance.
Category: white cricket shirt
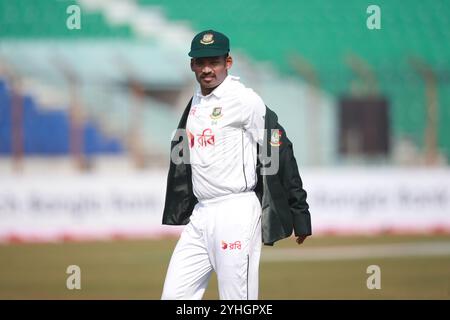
[186,75,266,201]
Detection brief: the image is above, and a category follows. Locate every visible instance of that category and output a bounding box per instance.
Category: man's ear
[190,58,195,71]
[226,55,233,70]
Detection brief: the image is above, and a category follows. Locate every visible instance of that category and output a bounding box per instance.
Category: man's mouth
[202,75,215,82]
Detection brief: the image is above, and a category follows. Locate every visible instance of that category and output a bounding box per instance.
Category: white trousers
[161,191,262,300]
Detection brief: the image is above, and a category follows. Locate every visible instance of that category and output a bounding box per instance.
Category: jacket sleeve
[277,123,312,237]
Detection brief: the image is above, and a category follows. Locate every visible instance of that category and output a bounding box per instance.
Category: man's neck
[201,86,216,96]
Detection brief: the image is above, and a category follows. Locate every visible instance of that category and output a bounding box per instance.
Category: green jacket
[162,100,311,245]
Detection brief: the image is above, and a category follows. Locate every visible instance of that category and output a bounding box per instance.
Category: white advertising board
[1,168,449,242]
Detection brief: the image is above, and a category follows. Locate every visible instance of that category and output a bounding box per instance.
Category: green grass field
[1,234,449,299]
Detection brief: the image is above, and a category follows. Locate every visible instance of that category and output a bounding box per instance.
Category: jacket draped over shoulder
[162,99,311,245]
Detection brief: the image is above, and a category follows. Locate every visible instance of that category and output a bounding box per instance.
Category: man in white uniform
[161,30,311,300]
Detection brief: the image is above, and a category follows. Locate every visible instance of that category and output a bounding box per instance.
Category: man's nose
[202,65,213,73]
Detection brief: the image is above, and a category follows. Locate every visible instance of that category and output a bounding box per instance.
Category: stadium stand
[0,0,184,162]
[0,0,449,165]
[137,0,450,161]
[0,78,122,155]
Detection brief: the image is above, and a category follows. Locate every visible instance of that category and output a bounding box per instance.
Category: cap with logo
[188,30,230,58]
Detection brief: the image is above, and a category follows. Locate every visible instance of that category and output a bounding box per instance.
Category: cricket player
[161,30,311,300]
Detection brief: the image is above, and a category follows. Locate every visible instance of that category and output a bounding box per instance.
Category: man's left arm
[242,90,266,146]
[277,124,312,245]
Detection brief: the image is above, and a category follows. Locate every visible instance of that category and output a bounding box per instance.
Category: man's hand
[296,235,308,245]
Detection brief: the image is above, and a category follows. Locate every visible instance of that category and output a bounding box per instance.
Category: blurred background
[0,0,449,299]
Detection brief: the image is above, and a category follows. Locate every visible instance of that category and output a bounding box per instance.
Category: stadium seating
[0,0,449,162]
[0,79,123,155]
[138,0,450,160]
[0,0,182,158]
[0,0,132,38]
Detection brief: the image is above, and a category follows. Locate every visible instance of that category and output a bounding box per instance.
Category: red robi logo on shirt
[196,128,215,147]
[221,240,242,250]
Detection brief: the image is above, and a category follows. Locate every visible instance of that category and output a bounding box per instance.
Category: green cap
[188,30,230,58]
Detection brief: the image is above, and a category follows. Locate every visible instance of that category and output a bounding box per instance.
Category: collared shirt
[186,75,266,201]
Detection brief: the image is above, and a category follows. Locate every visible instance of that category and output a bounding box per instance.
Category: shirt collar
[195,75,236,99]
